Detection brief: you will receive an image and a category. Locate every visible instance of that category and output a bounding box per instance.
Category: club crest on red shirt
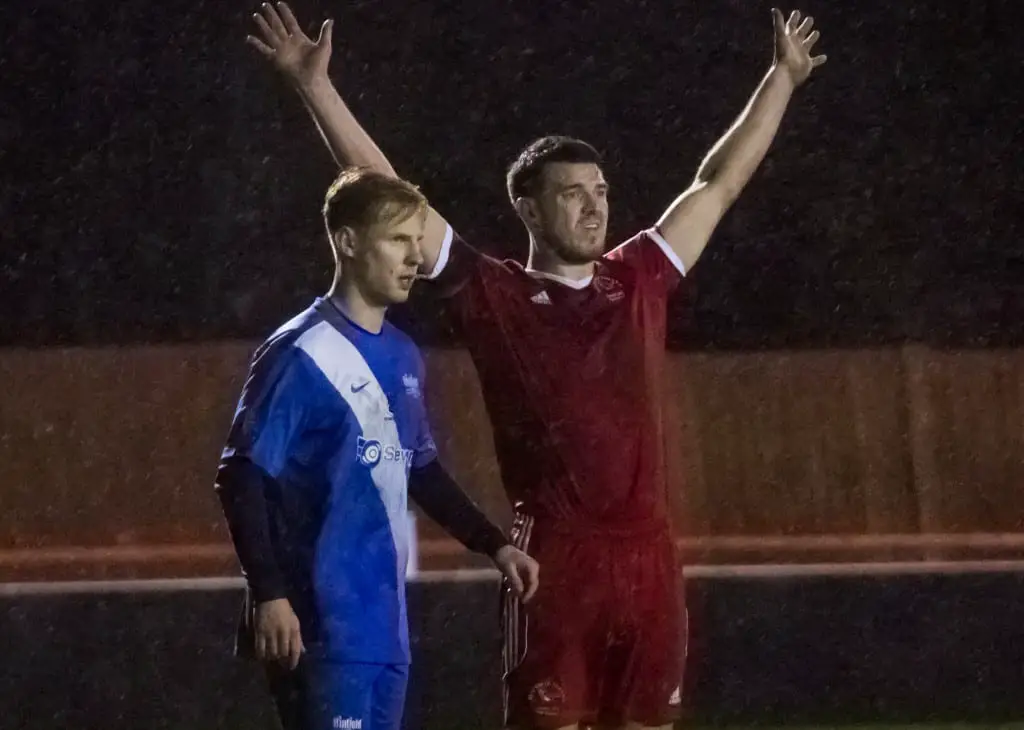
[593,275,624,302]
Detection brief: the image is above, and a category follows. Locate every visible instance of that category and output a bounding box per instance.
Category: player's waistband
[512,510,671,539]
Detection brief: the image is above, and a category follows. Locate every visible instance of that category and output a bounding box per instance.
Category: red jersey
[428,227,685,532]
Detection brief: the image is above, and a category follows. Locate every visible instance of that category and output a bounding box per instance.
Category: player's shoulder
[604,228,660,261]
[603,227,685,280]
[250,304,326,373]
[233,305,329,409]
[453,232,532,283]
[479,255,542,291]
[596,229,652,279]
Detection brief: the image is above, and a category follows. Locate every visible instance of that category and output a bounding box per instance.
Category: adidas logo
[530,290,551,305]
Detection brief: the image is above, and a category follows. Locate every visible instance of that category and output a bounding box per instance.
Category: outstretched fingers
[786,9,802,33]
[248,2,303,57]
[260,2,289,39]
[251,10,278,45]
[245,34,275,57]
[795,15,814,39]
[276,2,304,37]
[772,7,787,35]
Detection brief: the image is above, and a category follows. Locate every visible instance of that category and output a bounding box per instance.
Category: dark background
[2,1,1022,350]
[4,572,1024,729]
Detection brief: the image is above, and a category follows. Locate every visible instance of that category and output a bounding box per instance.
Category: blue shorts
[266,660,409,730]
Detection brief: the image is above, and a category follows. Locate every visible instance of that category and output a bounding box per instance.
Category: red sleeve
[604,227,686,297]
[422,223,517,303]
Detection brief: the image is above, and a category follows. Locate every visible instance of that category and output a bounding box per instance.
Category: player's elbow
[660,183,728,235]
[213,461,230,494]
[694,169,741,209]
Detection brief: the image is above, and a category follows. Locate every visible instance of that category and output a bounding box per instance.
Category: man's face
[348,211,426,306]
[528,162,609,264]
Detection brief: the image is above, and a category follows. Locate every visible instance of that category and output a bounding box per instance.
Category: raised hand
[246,2,333,88]
[772,8,826,86]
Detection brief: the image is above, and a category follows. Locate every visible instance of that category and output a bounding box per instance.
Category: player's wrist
[481,531,513,561]
[295,72,334,100]
[250,580,289,605]
[768,62,799,91]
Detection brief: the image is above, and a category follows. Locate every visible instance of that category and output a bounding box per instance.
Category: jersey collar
[315,296,385,338]
[524,268,594,290]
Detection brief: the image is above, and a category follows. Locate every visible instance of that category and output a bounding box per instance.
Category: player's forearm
[694,64,796,203]
[215,458,289,603]
[295,75,453,273]
[296,75,398,176]
[408,461,509,558]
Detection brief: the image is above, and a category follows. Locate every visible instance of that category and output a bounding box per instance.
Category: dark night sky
[2,1,1022,350]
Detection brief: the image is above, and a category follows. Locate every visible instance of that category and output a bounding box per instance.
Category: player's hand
[255,597,306,670]
[493,545,540,603]
[246,2,333,90]
[771,8,826,86]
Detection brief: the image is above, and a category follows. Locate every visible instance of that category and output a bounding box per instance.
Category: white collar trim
[525,268,594,290]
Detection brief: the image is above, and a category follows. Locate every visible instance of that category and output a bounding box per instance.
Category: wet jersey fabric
[219,297,437,665]
[427,225,685,533]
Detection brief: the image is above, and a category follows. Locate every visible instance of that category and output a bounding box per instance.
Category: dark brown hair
[506,136,603,201]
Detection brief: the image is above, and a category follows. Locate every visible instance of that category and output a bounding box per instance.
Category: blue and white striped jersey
[221,297,437,665]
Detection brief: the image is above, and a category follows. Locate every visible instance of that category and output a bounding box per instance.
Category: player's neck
[326,278,387,335]
[525,239,596,283]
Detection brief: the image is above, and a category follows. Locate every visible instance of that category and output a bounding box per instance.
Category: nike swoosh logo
[351,381,370,393]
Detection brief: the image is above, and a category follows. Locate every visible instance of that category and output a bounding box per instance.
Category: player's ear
[334,226,359,258]
[513,196,540,227]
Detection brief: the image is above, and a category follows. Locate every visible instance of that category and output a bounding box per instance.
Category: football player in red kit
[246,3,825,728]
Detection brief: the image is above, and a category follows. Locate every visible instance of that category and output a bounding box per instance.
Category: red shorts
[502,514,687,729]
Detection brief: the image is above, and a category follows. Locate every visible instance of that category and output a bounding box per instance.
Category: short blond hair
[322,167,427,239]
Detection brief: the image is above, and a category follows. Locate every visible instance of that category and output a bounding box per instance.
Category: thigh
[285,660,391,730]
[504,533,611,729]
[266,661,310,730]
[369,664,410,730]
[611,539,687,727]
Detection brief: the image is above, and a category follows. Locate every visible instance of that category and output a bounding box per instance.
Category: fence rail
[2,343,1022,573]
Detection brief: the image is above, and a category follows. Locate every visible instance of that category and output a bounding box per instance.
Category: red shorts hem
[505,706,682,729]
[504,711,587,730]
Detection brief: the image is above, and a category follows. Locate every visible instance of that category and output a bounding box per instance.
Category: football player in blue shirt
[215,167,540,730]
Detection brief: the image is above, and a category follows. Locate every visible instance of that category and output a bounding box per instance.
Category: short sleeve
[421,223,512,300]
[604,227,686,296]
[223,345,321,479]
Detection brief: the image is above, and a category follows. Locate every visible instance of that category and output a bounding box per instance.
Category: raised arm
[656,8,826,272]
[247,2,451,273]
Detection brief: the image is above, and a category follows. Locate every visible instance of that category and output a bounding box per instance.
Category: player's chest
[341,370,422,425]
[335,370,424,473]
[515,274,640,342]
[495,276,649,384]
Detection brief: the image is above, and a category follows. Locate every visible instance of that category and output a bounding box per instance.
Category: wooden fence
[0,343,1021,578]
